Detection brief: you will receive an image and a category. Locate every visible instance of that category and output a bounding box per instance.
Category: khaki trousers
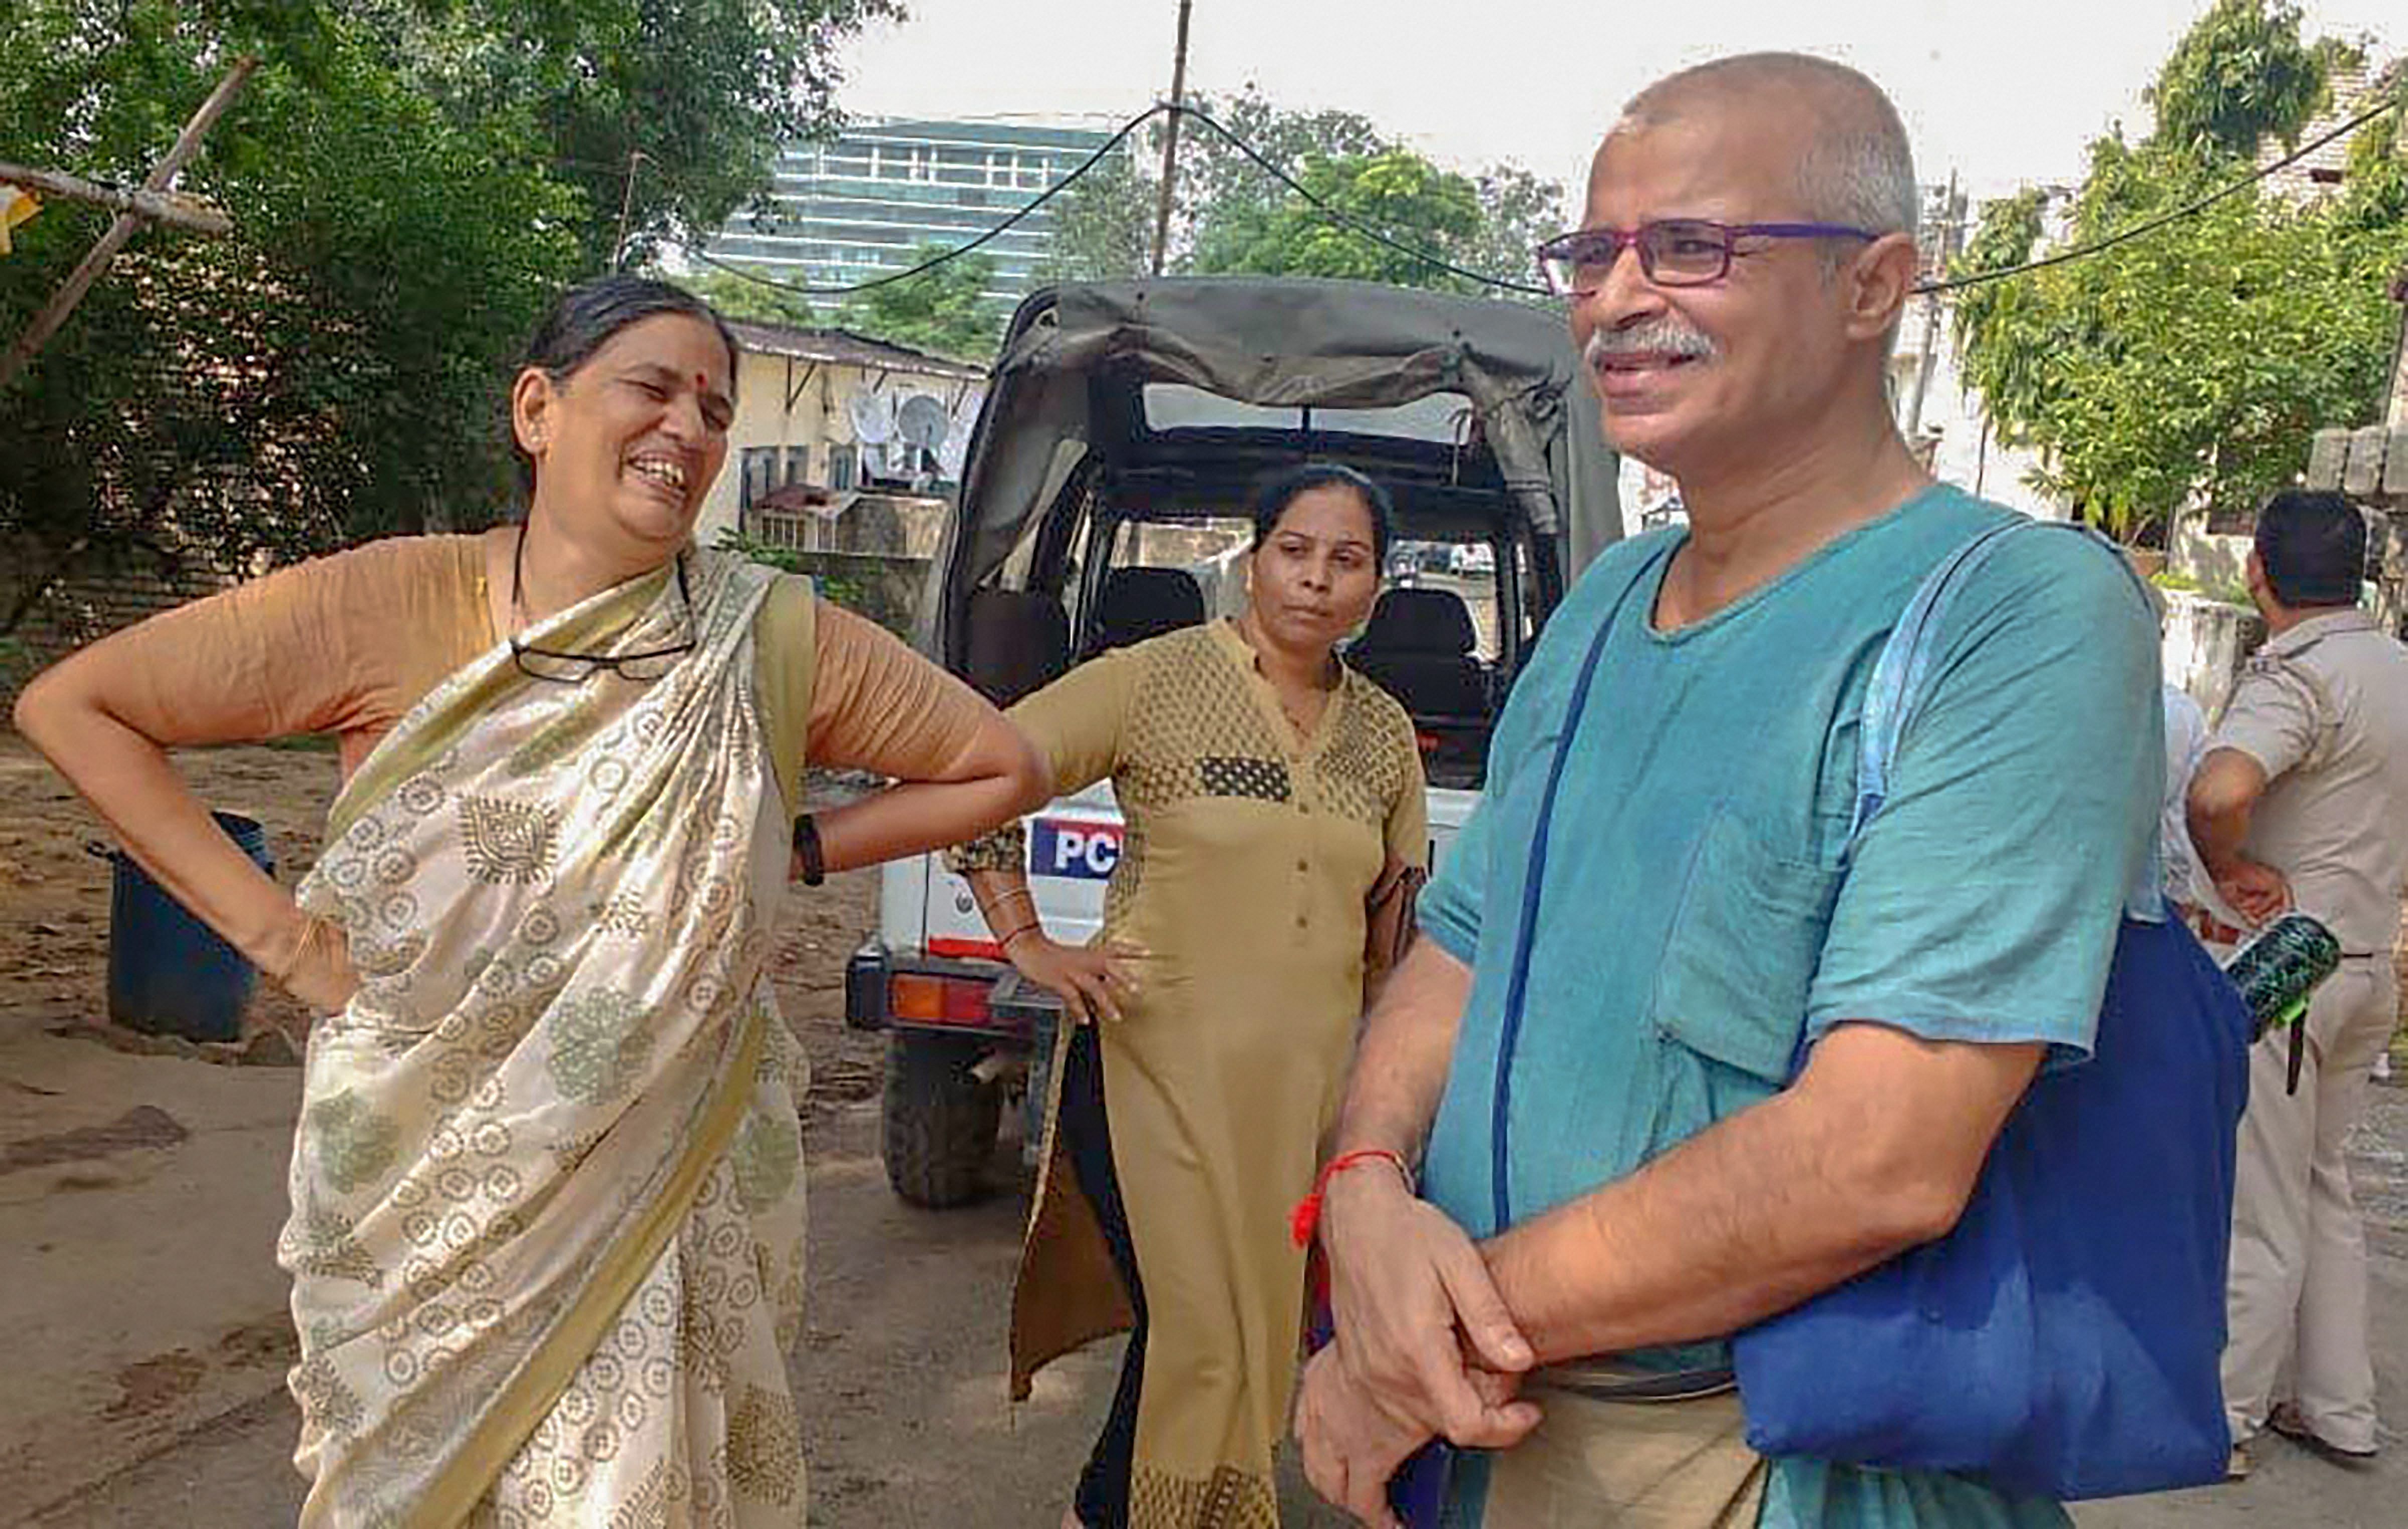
[2221,956,2397,1454]
[1481,1382,1767,1529]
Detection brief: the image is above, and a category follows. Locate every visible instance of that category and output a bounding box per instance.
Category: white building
[698,321,985,549]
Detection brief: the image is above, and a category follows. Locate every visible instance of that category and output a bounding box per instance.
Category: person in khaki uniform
[2187,489,2408,1468]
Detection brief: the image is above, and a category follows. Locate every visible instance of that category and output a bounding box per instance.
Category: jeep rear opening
[849,277,1619,1207]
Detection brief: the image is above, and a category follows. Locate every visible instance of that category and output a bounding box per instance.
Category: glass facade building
[706,118,1119,304]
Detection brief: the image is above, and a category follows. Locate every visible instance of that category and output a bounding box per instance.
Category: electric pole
[1150,0,1194,276]
[1904,169,1963,443]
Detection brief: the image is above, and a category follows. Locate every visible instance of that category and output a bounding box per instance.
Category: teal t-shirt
[1419,486,2161,1528]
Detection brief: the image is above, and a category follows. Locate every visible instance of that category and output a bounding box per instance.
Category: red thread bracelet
[1289,1148,1415,1248]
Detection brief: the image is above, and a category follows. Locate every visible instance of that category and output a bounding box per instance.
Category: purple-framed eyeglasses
[1535,219,1878,295]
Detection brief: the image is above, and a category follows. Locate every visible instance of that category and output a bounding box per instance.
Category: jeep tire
[882,1031,1002,1208]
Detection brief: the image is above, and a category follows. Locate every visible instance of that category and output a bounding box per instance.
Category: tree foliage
[1036,144,1157,284]
[2145,0,2329,159]
[1953,0,2402,546]
[1190,148,1486,285]
[1040,86,1561,297]
[837,243,1006,362]
[0,0,888,631]
[684,268,820,330]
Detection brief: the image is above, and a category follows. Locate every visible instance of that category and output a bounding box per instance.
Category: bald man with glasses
[1293,53,2165,1529]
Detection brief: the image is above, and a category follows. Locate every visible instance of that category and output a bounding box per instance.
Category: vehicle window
[1140,385,1474,444]
[1382,539,1501,662]
[1109,517,1255,619]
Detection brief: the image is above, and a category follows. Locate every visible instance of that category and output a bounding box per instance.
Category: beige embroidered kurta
[989,620,1427,1528]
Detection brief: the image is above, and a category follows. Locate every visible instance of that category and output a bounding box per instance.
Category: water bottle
[2221,911,2342,1042]
[2221,911,2343,1095]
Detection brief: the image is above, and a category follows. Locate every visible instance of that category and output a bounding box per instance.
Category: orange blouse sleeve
[59,537,489,770]
[798,601,1000,782]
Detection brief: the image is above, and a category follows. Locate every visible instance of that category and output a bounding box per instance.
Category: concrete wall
[778,551,934,638]
[2167,509,2252,597]
[698,349,841,546]
[696,349,983,550]
[2163,588,2264,721]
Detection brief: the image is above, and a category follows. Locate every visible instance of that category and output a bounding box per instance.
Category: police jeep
[846,277,1621,1207]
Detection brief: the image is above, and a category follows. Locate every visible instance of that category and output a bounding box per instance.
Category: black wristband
[793,813,826,887]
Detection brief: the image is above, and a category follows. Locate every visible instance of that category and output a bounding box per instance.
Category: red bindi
[694,372,709,392]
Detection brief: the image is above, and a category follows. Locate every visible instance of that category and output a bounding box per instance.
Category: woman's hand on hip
[278,918,361,1017]
[1007,936,1145,1026]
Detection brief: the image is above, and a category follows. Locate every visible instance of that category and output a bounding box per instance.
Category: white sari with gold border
[280,548,813,1527]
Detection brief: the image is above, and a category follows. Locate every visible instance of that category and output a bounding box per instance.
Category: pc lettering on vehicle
[1030,818,1123,880]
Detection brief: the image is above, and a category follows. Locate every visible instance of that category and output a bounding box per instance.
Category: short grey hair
[1628,53,1919,238]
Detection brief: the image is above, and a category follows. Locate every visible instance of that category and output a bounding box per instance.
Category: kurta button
[1296,859,1309,872]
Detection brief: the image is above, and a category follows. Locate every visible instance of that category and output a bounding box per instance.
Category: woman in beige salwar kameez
[953,466,1429,1529]
[14,276,1047,1527]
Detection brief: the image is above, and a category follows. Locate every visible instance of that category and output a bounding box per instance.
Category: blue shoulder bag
[1391,519,2246,1520]
[1723,520,2251,1499]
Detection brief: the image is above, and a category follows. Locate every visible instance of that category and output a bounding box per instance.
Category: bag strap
[1486,549,1660,1233]
[1854,517,2165,923]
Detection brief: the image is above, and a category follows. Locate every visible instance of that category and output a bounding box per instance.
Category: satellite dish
[846,389,894,444]
[897,394,950,453]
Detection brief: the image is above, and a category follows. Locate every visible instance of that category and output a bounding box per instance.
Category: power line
[1914,94,2401,295]
[688,105,1168,297]
[676,86,2402,307]
[1173,103,1552,296]
[677,98,1556,300]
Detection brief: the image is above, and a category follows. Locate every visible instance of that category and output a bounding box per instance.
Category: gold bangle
[271,912,325,985]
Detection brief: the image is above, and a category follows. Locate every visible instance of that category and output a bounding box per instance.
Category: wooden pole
[0,56,258,391]
[1149,0,1195,277]
[612,148,645,271]
[0,162,233,235]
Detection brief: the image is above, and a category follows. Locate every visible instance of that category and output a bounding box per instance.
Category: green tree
[0,0,888,632]
[837,243,1006,362]
[1038,87,1560,294]
[352,0,898,271]
[1461,163,1568,293]
[2144,0,2328,158]
[684,268,819,329]
[1952,0,2400,546]
[1191,148,1486,288]
[1037,144,1157,283]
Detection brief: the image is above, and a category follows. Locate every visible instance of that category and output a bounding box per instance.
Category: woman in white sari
[14,276,1049,1526]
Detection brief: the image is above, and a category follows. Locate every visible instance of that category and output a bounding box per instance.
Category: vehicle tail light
[888,972,993,1025]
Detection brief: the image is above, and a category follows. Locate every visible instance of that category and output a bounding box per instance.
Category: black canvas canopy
[926,277,1620,652]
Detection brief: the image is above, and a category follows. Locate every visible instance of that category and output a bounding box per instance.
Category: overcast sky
[835,1,2397,212]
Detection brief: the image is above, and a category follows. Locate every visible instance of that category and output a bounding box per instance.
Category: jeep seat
[1346,587,1486,721]
[1084,566,1207,657]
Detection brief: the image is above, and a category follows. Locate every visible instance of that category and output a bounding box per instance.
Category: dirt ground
[2,737,2404,1527]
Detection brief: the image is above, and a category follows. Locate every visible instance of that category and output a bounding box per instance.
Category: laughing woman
[951,465,1428,1529]
[13,276,1047,1526]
